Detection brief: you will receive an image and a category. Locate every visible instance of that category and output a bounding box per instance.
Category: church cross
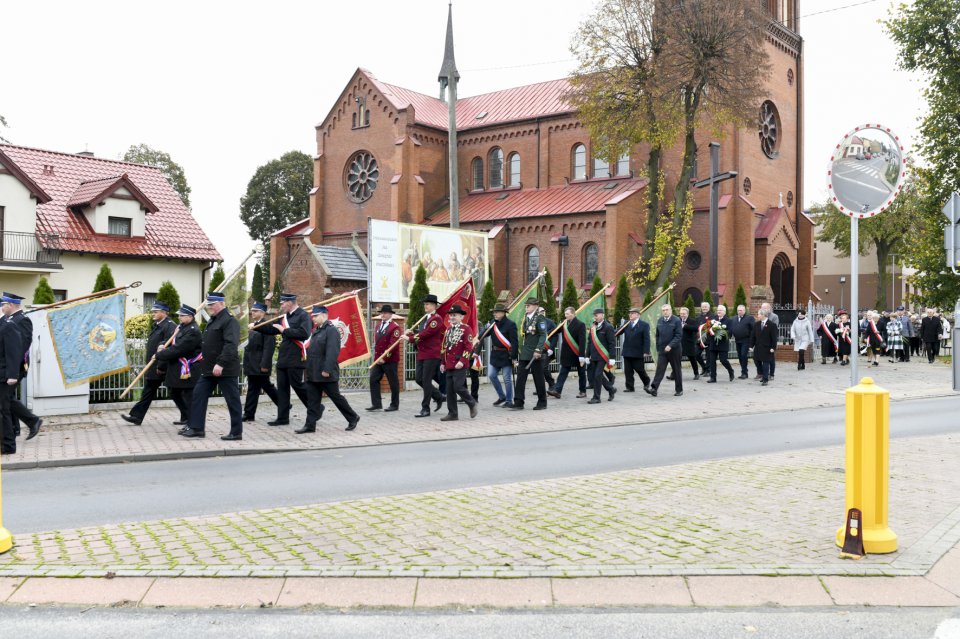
[693,142,737,301]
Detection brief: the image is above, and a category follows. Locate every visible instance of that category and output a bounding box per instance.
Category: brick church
[271,2,812,310]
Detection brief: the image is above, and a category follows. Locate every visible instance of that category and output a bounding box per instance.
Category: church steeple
[438,2,460,102]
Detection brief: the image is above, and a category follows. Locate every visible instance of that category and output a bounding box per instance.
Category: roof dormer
[68,173,157,237]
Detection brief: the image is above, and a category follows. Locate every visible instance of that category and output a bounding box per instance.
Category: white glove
[579,357,588,365]
[608,359,615,367]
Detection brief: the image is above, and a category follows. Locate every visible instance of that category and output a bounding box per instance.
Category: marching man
[586,308,617,403]
[300,305,359,433]
[242,302,279,422]
[367,304,402,412]
[439,304,478,422]
[256,293,312,427]
[405,294,445,418]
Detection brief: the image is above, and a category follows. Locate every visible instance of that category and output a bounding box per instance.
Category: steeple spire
[438,1,460,96]
[438,2,460,228]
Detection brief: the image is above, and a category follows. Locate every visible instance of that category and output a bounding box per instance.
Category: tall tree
[683,293,697,316]
[734,283,748,312]
[239,151,313,245]
[93,263,116,292]
[208,265,226,292]
[271,275,283,307]
[560,277,580,314]
[613,274,632,326]
[703,288,713,310]
[569,0,771,298]
[407,264,430,328]
[155,281,181,318]
[478,279,497,324]
[251,263,265,302]
[542,268,559,323]
[123,144,192,208]
[33,277,55,305]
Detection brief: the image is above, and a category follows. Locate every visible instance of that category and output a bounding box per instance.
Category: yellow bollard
[835,377,897,553]
[0,458,11,553]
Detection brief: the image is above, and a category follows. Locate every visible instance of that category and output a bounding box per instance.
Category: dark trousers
[276,367,309,422]
[798,348,806,365]
[759,360,773,382]
[305,380,358,427]
[445,368,476,417]
[707,349,734,380]
[1,384,15,453]
[515,358,546,407]
[925,341,940,362]
[696,345,710,378]
[129,378,163,422]
[684,353,700,376]
[10,376,38,431]
[189,376,242,435]
[652,349,682,393]
[469,369,479,401]
[543,354,556,389]
[555,363,586,395]
[735,341,751,375]
[754,351,777,377]
[622,356,650,390]
[415,358,443,411]
[590,360,616,399]
[369,362,400,409]
[171,388,193,421]
[244,374,279,418]
[910,337,921,356]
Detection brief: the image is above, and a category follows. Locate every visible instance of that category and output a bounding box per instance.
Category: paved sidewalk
[4,359,954,469]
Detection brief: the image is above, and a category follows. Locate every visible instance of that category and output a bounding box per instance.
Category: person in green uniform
[511,297,548,410]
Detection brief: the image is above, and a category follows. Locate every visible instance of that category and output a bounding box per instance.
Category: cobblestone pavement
[5,358,954,469]
[2,432,958,578]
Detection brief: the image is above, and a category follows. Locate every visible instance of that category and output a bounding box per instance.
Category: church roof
[755,206,800,249]
[430,178,648,224]
[313,244,368,281]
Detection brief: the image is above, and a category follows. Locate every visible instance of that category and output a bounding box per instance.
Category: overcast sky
[2,0,923,274]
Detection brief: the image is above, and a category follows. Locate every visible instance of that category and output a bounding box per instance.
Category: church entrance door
[770,252,794,305]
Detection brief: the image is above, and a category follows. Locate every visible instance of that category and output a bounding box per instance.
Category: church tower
[438,3,460,228]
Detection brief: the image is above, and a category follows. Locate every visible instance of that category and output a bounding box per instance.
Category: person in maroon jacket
[439,305,478,422]
[367,304,402,412]
[405,294,445,417]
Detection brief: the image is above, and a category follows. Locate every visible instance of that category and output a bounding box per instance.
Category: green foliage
[560,277,580,314]
[542,268,559,323]
[683,293,696,316]
[209,265,225,292]
[588,275,606,314]
[123,144,191,207]
[407,264,430,328]
[703,288,713,310]
[239,151,313,242]
[734,283,747,311]
[124,313,152,339]
[271,275,282,306]
[613,274,632,326]
[32,277,55,305]
[224,266,247,307]
[643,289,654,307]
[93,263,116,292]
[252,263,265,302]
[155,281,181,319]
[478,279,497,324]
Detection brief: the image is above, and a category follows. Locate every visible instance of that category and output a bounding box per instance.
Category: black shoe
[533,403,547,410]
[546,390,561,399]
[707,379,717,383]
[576,392,587,398]
[693,374,700,381]
[754,374,763,379]
[294,426,316,434]
[469,404,478,418]
[761,380,769,386]
[221,433,242,441]
[623,388,635,393]
[434,397,445,412]
[172,419,188,426]
[268,420,289,426]
[739,374,748,380]
[729,371,735,381]
[346,419,359,431]
[365,406,381,412]
[666,375,674,381]
[177,427,189,435]
[27,418,42,441]
[440,414,459,422]
[644,387,656,397]
[1,448,15,455]
[608,388,617,402]
[242,416,255,423]
[510,403,524,410]
[674,390,683,396]
[384,406,399,412]
[121,414,141,426]
[587,398,601,404]
[415,410,431,418]
[493,398,506,406]
[179,428,205,438]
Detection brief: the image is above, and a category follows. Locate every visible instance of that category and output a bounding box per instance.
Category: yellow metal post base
[0,528,12,554]
[835,526,897,554]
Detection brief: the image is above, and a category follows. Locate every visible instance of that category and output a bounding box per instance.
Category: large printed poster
[369,219,489,303]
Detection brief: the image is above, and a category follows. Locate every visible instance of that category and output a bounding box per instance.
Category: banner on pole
[47,292,129,387]
[437,279,478,335]
[325,294,371,367]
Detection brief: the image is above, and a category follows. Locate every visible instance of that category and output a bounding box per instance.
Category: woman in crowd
[818,313,838,364]
[863,311,885,367]
[837,311,852,366]
[886,312,904,363]
[910,313,923,357]
[790,310,816,370]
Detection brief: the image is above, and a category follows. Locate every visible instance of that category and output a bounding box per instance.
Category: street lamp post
[889,253,899,310]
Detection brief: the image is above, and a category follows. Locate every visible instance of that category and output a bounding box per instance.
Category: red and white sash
[283,314,310,360]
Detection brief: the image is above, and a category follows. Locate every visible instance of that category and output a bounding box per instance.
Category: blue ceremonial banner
[47,292,129,387]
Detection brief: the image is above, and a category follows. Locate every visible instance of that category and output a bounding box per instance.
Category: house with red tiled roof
[0,144,221,313]
[273,4,812,309]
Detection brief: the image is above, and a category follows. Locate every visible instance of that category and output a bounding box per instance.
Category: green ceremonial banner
[508,273,545,352]
[628,285,674,367]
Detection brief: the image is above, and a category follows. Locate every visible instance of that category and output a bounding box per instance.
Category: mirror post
[850,216,859,386]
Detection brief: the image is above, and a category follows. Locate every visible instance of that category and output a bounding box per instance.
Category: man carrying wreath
[706,304,736,383]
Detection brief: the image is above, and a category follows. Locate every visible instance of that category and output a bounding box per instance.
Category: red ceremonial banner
[436,279,478,335]
[325,294,371,366]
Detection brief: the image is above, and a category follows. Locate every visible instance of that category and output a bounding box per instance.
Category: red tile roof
[0,144,220,261]
[754,206,799,243]
[67,174,159,213]
[430,178,648,224]
[365,70,574,131]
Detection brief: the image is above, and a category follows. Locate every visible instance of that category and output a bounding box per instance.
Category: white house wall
[82,191,147,236]
[0,173,38,233]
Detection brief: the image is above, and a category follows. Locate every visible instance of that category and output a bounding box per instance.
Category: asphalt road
[1,607,958,639]
[832,157,894,211]
[5,395,960,533]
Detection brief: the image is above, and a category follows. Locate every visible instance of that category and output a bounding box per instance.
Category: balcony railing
[0,230,62,266]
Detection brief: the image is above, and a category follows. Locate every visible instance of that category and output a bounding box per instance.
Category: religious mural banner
[368,219,489,303]
[325,294,371,367]
[46,292,129,387]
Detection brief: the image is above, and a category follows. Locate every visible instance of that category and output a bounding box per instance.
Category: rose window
[758,101,781,159]
[346,151,379,202]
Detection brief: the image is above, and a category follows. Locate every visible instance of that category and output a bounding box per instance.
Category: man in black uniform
[155,305,203,428]
[539,306,558,392]
[0,306,23,455]
[299,305,359,433]
[242,302,279,422]
[549,306,587,399]
[620,307,651,393]
[256,293,311,426]
[180,293,243,441]
[586,308,617,403]
[1,292,41,440]
[122,302,177,426]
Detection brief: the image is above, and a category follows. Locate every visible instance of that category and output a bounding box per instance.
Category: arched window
[471,157,484,190]
[508,152,521,187]
[352,113,357,128]
[593,156,609,179]
[572,144,587,180]
[526,246,540,284]
[583,243,599,282]
[364,110,370,126]
[488,147,504,188]
[616,152,630,176]
[682,287,703,307]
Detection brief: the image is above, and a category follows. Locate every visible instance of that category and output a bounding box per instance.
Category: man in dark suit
[586,309,617,403]
[694,301,714,379]
[730,304,756,379]
[256,293,311,426]
[122,302,177,426]
[242,302,279,421]
[706,304,736,383]
[181,293,243,440]
[367,304,402,412]
[646,303,683,397]
[300,305,359,433]
[0,305,23,455]
[1,292,41,440]
[156,304,203,429]
[920,307,943,363]
[753,308,778,386]
[540,307,558,392]
[620,307,651,392]
[549,306,587,399]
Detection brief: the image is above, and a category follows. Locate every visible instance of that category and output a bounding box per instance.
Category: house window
[583,243,599,282]
[488,147,504,189]
[593,156,609,179]
[471,157,483,190]
[616,152,630,176]
[572,144,587,180]
[52,289,67,302]
[526,245,540,284]
[108,217,132,237]
[143,292,157,310]
[508,152,521,187]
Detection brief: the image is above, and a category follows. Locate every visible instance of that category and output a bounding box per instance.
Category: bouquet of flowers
[699,319,728,346]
